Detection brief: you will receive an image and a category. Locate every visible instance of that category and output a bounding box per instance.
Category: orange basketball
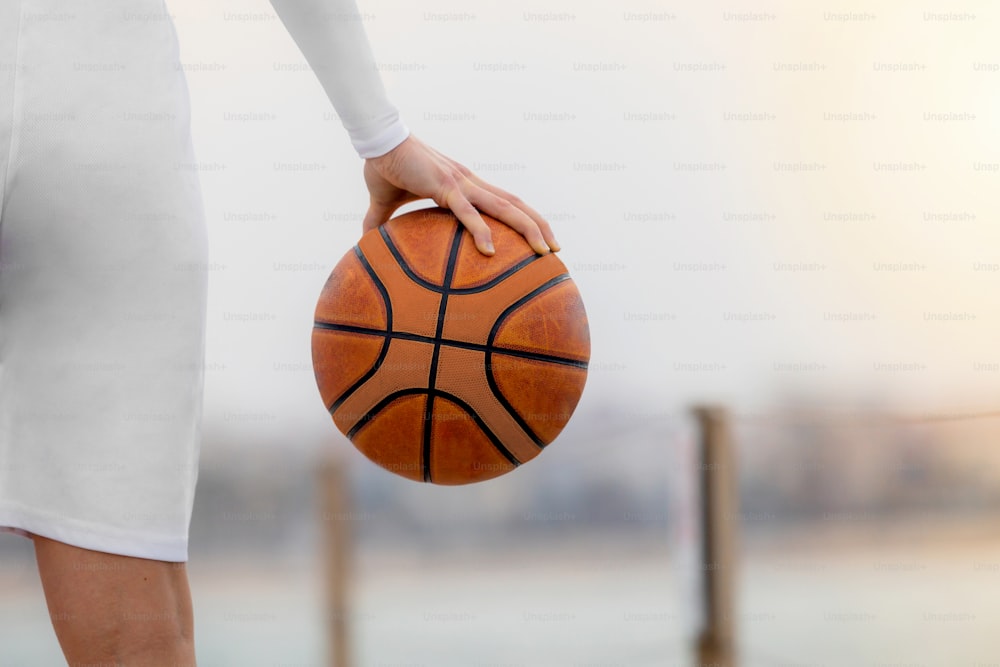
[311,206,590,484]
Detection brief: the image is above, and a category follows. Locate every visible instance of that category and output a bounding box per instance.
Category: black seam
[379,225,539,294]
[422,225,466,481]
[346,388,427,440]
[325,247,392,413]
[313,320,589,370]
[484,274,574,449]
[347,389,519,467]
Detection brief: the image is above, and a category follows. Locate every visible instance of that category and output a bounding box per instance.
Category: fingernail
[484,241,495,254]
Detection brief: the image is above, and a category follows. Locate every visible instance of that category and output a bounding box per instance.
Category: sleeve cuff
[352,118,411,159]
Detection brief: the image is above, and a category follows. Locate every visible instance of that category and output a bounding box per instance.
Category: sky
[164,0,1000,450]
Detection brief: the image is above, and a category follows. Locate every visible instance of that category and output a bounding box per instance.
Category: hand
[361,133,559,256]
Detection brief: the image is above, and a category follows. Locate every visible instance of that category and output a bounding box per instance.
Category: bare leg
[32,534,196,667]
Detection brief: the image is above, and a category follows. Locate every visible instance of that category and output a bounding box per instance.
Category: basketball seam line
[312,321,589,369]
[380,222,451,290]
[327,247,394,414]
[423,225,466,482]
[344,388,519,468]
[379,226,539,294]
[485,274,574,449]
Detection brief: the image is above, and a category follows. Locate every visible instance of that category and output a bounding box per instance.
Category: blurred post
[318,451,353,667]
[691,405,739,667]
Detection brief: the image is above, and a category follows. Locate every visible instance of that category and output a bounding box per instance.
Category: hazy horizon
[155,0,1000,451]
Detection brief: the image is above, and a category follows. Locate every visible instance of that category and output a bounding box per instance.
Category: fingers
[465,173,560,252]
[466,187,551,255]
[362,200,393,236]
[442,189,495,256]
[361,136,560,257]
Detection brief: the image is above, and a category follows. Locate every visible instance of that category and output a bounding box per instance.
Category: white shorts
[0,0,208,562]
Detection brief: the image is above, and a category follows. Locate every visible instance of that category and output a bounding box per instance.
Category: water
[2,531,998,666]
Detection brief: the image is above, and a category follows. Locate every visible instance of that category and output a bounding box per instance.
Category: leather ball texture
[311,206,590,485]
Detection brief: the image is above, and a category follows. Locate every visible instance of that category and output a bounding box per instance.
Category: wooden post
[318,451,352,667]
[691,405,739,667]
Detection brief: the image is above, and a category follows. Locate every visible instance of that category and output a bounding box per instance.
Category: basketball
[311,206,590,484]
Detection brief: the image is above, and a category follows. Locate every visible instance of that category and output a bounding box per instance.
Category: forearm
[269,0,409,158]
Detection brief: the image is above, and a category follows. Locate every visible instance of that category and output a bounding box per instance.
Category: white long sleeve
[269,0,410,158]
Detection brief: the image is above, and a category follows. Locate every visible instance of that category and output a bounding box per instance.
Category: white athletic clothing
[0,0,209,562]
[269,0,410,158]
[0,0,407,561]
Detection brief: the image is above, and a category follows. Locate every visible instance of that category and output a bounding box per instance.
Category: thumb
[361,199,394,236]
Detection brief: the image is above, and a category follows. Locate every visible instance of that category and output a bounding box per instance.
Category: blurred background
[2,0,999,665]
